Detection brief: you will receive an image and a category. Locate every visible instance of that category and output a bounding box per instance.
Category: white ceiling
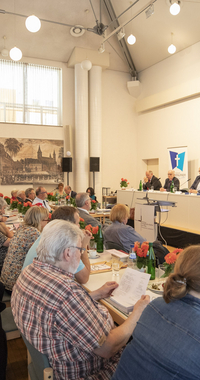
[0,0,200,75]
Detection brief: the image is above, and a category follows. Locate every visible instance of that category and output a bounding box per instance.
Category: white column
[74,63,89,192]
[89,66,102,202]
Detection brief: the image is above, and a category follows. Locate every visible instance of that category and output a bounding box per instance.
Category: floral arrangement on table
[161,248,183,278]
[120,178,129,189]
[85,224,99,246]
[90,199,98,211]
[10,198,19,210]
[17,201,24,213]
[66,196,76,207]
[21,201,32,215]
[47,192,54,201]
[4,196,11,205]
[79,218,85,229]
[134,241,149,269]
[0,193,4,198]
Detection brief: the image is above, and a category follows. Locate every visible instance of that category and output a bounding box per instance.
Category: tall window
[0,60,62,126]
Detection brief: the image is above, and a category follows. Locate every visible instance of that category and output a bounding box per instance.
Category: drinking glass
[112,261,120,276]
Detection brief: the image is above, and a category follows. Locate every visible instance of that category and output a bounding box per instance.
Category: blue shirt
[112,294,200,380]
[22,235,84,273]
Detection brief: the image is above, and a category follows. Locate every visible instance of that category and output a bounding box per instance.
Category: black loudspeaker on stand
[90,157,100,192]
[62,157,72,185]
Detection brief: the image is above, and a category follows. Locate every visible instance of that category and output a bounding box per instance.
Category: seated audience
[64,185,77,199]
[32,186,52,211]
[0,206,48,292]
[189,167,200,193]
[54,182,66,198]
[17,190,26,204]
[103,204,145,253]
[11,189,18,200]
[25,187,35,203]
[112,245,200,380]
[76,192,100,227]
[143,170,162,190]
[160,170,180,192]
[11,220,149,380]
[23,206,91,284]
[86,187,96,200]
[0,198,14,274]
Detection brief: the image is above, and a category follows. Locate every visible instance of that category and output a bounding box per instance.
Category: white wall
[0,57,138,200]
[136,41,200,188]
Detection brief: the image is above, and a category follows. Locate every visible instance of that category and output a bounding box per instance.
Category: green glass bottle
[147,242,156,280]
[96,224,104,253]
[170,180,174,193]
[139,180,143,191]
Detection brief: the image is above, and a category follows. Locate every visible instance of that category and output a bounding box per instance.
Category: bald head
[168,170,175,180]
[146,171,153,181]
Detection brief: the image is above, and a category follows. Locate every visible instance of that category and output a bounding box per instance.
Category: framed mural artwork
[0,138,64,186]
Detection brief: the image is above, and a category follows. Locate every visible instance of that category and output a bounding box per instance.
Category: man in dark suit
[160,170,180,192]
[64,185,77,199]
[143,170,162,191]
[189,167,200,193]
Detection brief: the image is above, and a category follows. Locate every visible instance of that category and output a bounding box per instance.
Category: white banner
[167,146,188,188]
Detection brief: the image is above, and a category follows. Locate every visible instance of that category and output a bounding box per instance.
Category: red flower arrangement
[79,217,85,229]
[0,193,4,197]
[85,224,99,236]
[22,201,32,215]
[90,199,98,211]
[134,241,149,269]
[4,196,11,205]
[162,248,183,277]
[120,178,129,188]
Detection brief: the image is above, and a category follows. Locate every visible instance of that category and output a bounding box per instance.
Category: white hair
[36,219,84,265]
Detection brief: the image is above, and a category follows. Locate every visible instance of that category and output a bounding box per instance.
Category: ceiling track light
[145,4,154,18]
[168,32,176,54]
[127,34,136,45]
[169,0,181,15]
[98,43,105,53]
[117,28,125,41]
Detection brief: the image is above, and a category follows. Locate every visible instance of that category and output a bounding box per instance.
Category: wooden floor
[6,337,28,380]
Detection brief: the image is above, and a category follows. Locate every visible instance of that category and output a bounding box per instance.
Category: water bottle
[147,242,156,280]
[128,244,137,269]
[170,180,174,193]
[139,180,143,191]
[96,224,104,253]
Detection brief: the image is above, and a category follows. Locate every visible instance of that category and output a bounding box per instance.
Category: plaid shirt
[11,259,121,380]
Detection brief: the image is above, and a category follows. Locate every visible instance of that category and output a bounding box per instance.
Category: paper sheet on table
[112,268,151,306]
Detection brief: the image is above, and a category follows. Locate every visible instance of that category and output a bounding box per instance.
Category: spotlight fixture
[81,59,92,71]
[117,28,125,41]
[168,32,176,54]
[98,43,105,53]
[145,4,154,18]
[25,15,41,33]
[9,46,22,61]
[127,34,136,45]
[1,36,8,57]
[170,0,181,15]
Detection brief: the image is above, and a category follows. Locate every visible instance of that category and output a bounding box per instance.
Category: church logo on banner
[169,151,185,171]
[167,146,188,187]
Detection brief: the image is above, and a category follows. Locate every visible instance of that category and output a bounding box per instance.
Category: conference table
[117,189,200,233]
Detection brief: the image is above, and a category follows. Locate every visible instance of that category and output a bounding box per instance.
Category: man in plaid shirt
[11,220,149,380]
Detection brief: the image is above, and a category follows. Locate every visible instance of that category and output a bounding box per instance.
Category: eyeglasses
[40,191,47,194]
[70,246,86,255]
[42,219,49,222]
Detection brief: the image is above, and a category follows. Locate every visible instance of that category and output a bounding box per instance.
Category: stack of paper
[107,268,151,313]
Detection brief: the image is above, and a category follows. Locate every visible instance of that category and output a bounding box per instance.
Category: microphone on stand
[181,178,191,187]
